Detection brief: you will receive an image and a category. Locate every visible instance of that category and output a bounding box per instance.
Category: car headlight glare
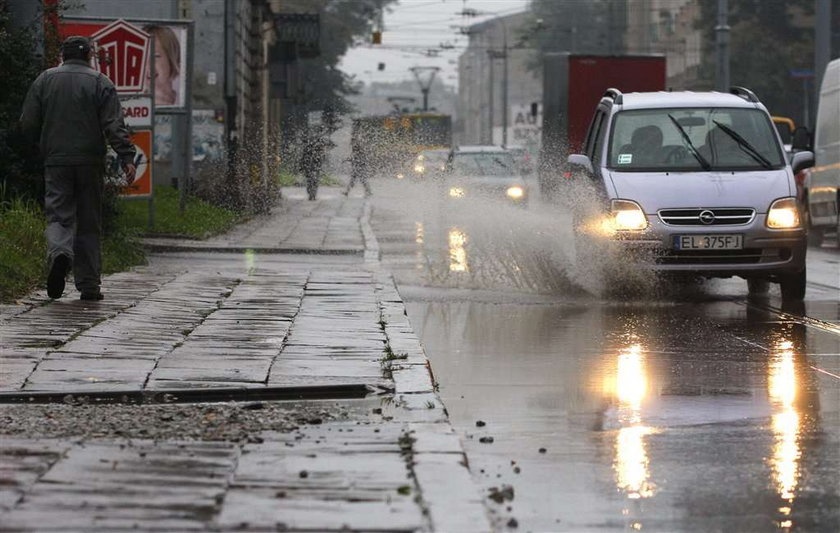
[396,173,405,180]
[414,164,425,173]
[611,199,647,231]
[449,186,465,198]
[506,186,524,199]
[766,197,800,229]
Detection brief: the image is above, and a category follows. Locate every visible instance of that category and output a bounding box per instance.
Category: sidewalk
[0,187,491,532]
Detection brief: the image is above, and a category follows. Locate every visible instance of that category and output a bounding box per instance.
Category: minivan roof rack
[730,86,759,103]
[603,88,623,105]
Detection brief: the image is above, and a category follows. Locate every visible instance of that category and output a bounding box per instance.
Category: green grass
[276,171,300,187]
[0,186,242,302]
[119,186,241,239]
[0,197,47,302]
[276,171,343,188]
[0,197,149,303]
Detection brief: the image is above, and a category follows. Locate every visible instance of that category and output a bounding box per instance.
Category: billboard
[140,24,187,108]
[107,130,152,197]
[60,18,189,109]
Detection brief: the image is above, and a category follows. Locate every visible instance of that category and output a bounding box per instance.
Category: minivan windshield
[608,108,785,171]
[453,152,516,176]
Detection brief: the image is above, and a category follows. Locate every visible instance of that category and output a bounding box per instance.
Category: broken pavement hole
[0,383,389,406]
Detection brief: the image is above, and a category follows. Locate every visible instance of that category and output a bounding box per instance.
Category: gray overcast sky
[339,0,531,88]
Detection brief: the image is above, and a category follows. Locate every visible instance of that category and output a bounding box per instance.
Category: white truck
[805,58,840,244]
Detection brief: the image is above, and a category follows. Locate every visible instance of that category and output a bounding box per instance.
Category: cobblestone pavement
[0,187,491,532]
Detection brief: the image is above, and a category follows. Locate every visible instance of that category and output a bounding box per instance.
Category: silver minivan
[568,88,814,300]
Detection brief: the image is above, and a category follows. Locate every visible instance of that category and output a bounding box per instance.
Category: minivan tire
[779,269,806,301]
[747,278,770,295]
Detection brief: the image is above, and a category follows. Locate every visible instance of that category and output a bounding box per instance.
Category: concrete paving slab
[0,192,493,532]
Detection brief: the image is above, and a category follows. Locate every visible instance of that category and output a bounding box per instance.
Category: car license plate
[674,234,743,250]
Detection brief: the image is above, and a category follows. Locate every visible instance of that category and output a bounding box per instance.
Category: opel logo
[699,210,715,225]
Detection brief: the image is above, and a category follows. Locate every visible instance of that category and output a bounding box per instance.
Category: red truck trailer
[540,54,667,196]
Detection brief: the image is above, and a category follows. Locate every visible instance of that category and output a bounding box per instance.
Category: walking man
[300,127,326,201]
[344,138,373,197]
[19,36,136,301]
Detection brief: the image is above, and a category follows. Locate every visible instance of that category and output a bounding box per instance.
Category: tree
[0,2,46,202]
[280,0,398,114]
[694,0,816,124]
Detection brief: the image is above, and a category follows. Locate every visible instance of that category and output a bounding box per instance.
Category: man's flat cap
[62,36,92,53]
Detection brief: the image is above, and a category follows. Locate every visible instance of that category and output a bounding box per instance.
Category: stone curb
[140,240,364,255]
[361,199,381,263]
[375,272,493,532]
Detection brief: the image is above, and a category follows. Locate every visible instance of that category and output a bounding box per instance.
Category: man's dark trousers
[44,164,104,295]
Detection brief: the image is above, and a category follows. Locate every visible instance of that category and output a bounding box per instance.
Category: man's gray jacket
[19,59,135,167]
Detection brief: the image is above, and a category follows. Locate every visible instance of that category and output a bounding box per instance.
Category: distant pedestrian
[345,139,373,197]
[300,128,327,201]
[19,36,136,301]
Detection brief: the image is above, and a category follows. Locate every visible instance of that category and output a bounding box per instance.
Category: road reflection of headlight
[506,185,524,199]
[449,186,465,198]
[768,339,801,505]
[604,344,657,500]
[448,228,468,272]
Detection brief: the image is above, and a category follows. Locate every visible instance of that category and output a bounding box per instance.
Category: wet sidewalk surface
[0,187,490,532]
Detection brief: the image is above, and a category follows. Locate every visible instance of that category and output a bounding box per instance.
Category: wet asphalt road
[370,179,840,532]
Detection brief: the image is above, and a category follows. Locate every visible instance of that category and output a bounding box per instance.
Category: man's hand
[123,163,136,184]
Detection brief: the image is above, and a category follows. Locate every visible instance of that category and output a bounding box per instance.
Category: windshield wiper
[712,120,773,169]
[492,157,510,169]
[668,114,711,170]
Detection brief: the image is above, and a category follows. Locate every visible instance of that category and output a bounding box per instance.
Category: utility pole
[501,26,508,147]
[487,16,509,146]
[814,0,831,129]
[224,0,238,203]
[715,0,730,92]
[487,52,495,145]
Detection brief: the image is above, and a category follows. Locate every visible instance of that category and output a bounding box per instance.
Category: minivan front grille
[656,248,765,265]
[658,208,755,226]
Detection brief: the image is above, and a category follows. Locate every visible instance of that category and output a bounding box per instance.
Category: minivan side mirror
[567,154,593,174]
[791,126,811,151]
[790,150,814,174]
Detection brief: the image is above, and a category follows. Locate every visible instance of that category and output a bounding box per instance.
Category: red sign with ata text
[91,20,150,93]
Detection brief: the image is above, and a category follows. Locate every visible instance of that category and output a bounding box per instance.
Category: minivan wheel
[747,278,770,295]
[779,269,806,301]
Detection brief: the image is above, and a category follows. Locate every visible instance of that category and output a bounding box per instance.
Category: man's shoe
[80,291,104,301]
[47,254,70,299]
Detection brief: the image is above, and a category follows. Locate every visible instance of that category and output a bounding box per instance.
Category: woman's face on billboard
[145,50,176,105]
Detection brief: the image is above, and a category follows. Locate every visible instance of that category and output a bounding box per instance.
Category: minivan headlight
[766,197,801,229]
[611,199,648,231]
